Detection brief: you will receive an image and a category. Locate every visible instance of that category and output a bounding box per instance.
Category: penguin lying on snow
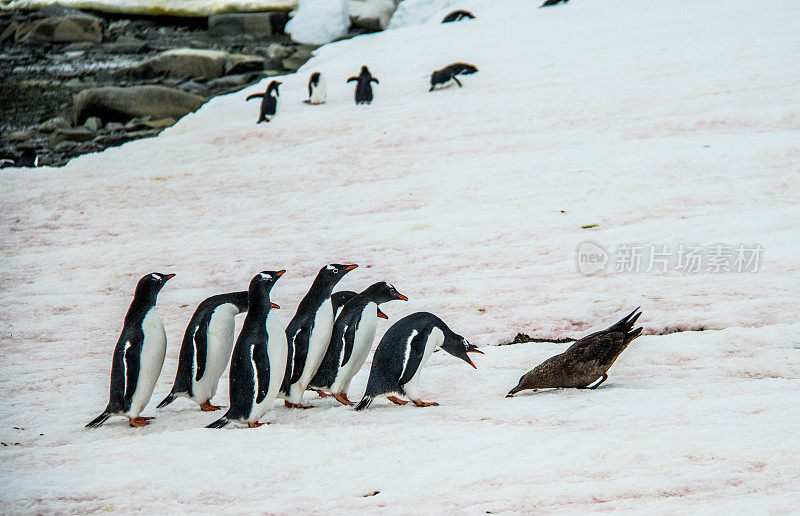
[157,291,249,412]
[207,271,287,428]
[429,63,478,92]
[355,312,482,410]
[310,282,408,405]
[281,264,358,408]
[506,308,642,397]
[86,273,175,428]
[442,10,475,23]
[540,0,568,6]
[304,72,326,105]
[246,80,282,123]
[347,66,379,105]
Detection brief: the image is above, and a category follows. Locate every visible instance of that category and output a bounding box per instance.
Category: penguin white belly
[249,311,288,422]
[310,79,326,104]
[332,303,377,393]
[191,304,238,403]
[289,300,334,403]
[126,308,167,418]
[400,327,444,400]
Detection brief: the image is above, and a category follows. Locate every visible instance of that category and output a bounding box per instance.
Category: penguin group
[87,265,482,429]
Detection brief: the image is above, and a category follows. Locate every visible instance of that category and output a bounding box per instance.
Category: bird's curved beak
[271,302,280,309]
[377,309,388,319]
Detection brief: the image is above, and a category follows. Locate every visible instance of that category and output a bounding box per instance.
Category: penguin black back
[308,72,320,98]
[442,10,475,23]
[347,66,379,105]
[540,0,568,6]
[429,63,478,91]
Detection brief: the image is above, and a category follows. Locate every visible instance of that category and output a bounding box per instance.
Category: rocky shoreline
[1,5,381,168]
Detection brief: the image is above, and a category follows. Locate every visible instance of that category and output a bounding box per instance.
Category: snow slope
[1,0,799,512]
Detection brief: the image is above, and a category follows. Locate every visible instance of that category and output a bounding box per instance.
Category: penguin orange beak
[395,293,408,301]
[271,302,280,309]
[377,310,389,319]
[467,349,484,355]
[276,270,286,277]
[344,264,358,271]
[163,274,175,280]
[465,355,477,369]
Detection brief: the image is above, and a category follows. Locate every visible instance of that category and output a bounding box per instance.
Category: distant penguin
[86,273,175,428]
[506,309,642,397]
[1,148,38,168]
[280,264,358,408]
[354,312,482,410]
[309,282,408,405]
[305,72,327,105]
[246,80,282,123]
[429,63,478,91]
[157,291,249,412]
[347,66,379,105]
[442,10,475,23]
[206,271,287,428]
[540,0,568,6]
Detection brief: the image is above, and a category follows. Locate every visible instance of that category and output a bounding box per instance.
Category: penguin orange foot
[333,393,353,406]
[284,401,315,409]
[248,421,269,428]
[412,399,439,407]
[387,396,408,405]
[200,400,222,411]
[312,389,331,398]
[129,417,153,427]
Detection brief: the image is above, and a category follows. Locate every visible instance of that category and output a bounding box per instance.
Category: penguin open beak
[163,273,176,280]
[344,264,358,271]
[377,309,389,319]
[464,355,477,369]
[271,302,280,309]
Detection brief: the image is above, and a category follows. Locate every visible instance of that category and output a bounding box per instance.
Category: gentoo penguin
[309,282,408,405]
[540,0,568,6]
[442,10,475,23]
[354,312,482,411]
[86,272,175,428]
[281,263,358,408]
[506,309,642,397]
[156,291,249,412]
[429,63,478,91]
[206,271,287,428]
[347,66,379,105]
[304,72,327,105]
[246,80,282,123]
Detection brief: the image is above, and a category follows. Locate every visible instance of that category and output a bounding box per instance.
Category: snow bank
[0,0,297,16]
[2,0,799,512]
[285,0,349,45]
[388,0,477,29]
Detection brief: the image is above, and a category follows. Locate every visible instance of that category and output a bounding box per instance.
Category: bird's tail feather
[206,417,230,429]
[354,396,373,411]
[85,412,112,428]
[156,393,176,409]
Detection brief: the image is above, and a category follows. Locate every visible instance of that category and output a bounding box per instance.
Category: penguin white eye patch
[259,273,273,280]
[151,273,160,280]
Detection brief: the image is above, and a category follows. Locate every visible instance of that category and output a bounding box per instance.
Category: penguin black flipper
[340,310,363,366]
[122,341,142,412]
[246,93,265,101]
[371,78,379,85]
[347,76,358,83]
[289,325,312,384]
[397,331,428,386]
[193,314,211,382]
[254,341,271,404]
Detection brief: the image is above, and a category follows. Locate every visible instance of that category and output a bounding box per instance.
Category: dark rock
[39,116,71,132]
[73,85,207,125]
[95,36,148,54]
[129,48,230,79]
[9,130,31,142]
[208,13,276,37]
[205,73,259,90]
[282,46,314,72]
[84,116,103,131]
[15,16,103,44]
[267,42,293,60]
[142,118,176,129]
[224,54,266,75]
[104,122,125,132]
[50,127,94,144]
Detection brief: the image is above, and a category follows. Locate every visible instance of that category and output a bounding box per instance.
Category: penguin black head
[309,72,320,86]
[250,269,285,308]
[320,263,358,283]
[134,272,175,301]
[440,332,483,369]
[267,81,282,96]
[360,66,370,76]
[366,282,408,305]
